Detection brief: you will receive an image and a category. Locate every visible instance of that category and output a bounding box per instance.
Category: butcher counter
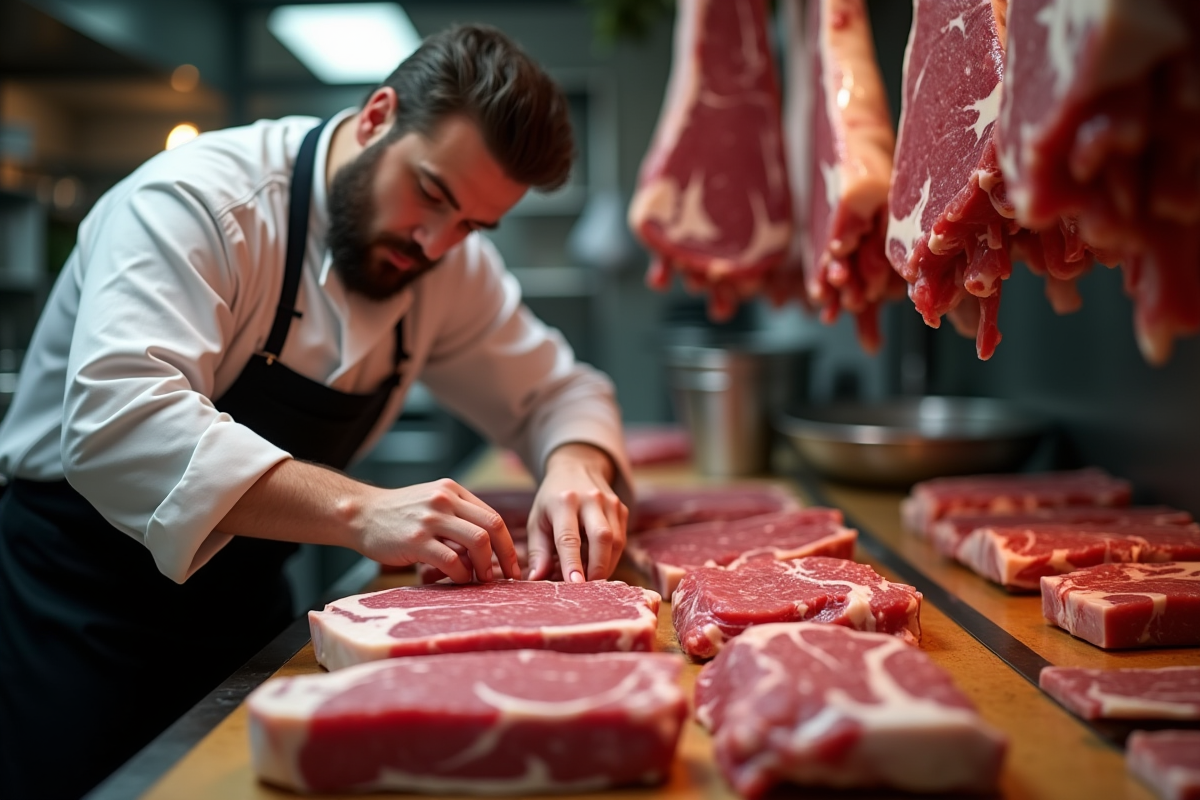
[88,447,1199,800]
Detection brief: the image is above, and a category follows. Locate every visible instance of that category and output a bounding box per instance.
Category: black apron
[0,120,407,800]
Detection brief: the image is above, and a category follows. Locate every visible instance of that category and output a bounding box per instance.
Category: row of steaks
[903,468,1200,800]
[247,485,1012,796]
[629,0,1200,365]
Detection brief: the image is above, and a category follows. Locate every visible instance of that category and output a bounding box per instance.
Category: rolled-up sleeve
[62,181,290,583]
[418,236,634,504]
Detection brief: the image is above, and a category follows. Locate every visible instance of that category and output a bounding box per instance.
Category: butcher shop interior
[0,0,1198,799]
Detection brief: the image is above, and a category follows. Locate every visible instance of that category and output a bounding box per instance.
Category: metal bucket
[665,341,810,477]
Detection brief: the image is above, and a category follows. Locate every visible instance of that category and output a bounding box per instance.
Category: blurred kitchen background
[1,0,1197,608]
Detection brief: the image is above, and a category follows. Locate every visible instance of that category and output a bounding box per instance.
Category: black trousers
[0,480,295,800]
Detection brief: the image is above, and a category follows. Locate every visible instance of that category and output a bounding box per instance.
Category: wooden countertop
[134,450,1195,800]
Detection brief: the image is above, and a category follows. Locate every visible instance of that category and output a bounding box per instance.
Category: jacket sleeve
[62,179,291,583]
[416,235,634,505]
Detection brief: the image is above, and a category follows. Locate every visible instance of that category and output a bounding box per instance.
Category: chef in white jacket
[0,24,631,800]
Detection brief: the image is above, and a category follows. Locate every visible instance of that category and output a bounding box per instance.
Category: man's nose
[413,218,462,262]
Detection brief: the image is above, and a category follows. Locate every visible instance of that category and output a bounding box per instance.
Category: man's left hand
[525,443,627,582]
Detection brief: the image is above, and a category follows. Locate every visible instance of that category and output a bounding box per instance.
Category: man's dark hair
[374,24,575,191]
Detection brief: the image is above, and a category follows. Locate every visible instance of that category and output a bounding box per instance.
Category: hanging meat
[628,0,792,322]
[996,0,1200,364]
[784,0,904,352]
[886,0,1095,360]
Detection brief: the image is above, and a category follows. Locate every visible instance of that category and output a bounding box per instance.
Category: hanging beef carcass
[784,0,904,352]
[628,0,792,321]
[996,0,1200,364]
[886,0,1095,359]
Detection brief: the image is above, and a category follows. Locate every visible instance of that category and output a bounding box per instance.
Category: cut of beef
[672,556,921,658]
[929,505,1194,558]
[309,580,660,671]
[886,0,1095,359]
[997,0,1200,365]
[1041,562,1200,649]
[624,509,855,600]
[248,650,688,795]
[786,0,902,352]
[1127,730,1200,800]
[623,424,692,466]
[694,622,1006,797]
[628,0,792,321]
[902,468,1133,538]
[1040,666,1200,721]
[956,521,1200,591]
[631,485,799,532]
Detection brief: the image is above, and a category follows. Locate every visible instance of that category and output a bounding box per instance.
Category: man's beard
[327,138,439,300]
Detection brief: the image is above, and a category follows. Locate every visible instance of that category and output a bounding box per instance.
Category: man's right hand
[356,478,521,583]
[218,462,520,585]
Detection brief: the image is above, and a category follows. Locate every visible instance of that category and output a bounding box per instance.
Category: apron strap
[262,120,326,364]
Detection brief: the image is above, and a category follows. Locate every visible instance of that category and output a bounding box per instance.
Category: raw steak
[247,650,688,794]
[886,0,1095,359]
[997,0,1200,365]
[694,622,1007,797]
[1041,562,1200,649]
[672,556,921,659]
[785,0,902,352]
[1128,730,1200,800]
[930,505,1194,558]
[1040,666,1200,721]
[956,521,1200,591]
[628,0,792,321]
[631,484,799,532]
[902,468,1133,538]
[309,580,660,671]
[624,509,855,600]
[623,424,692,466]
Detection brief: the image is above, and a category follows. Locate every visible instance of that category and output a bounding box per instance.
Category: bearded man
[0,24,631,799]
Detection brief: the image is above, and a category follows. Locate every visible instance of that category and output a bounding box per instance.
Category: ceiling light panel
[268,3,422,84]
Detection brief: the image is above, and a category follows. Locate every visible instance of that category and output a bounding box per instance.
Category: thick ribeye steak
[248,650,688,794]
[930,506,1194,558]
[694,622,1006,797]
[631,484,799,532]
[624,509,854,600]
[1127,730,1200,800]
[309,580,660,671]
[902,468,1132,538]
[1041,562,1200,649]
[1040,666,1200,721]
[956,521,1200,591]
[672,556,921,658]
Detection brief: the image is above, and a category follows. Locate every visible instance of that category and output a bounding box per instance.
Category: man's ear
[356,87,398,147]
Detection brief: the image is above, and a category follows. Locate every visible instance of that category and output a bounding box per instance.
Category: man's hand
[219,462,521,585]
[355,478,522,584]
[525,443,627,582]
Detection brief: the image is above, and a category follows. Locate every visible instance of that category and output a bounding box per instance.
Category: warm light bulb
[166,123,200,151]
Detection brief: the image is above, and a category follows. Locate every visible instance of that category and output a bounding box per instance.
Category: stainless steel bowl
[776,396,1048,488]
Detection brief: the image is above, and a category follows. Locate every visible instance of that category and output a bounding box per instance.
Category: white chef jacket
[0,110,631,584]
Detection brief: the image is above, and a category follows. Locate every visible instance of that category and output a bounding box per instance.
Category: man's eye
[418,183,440,204]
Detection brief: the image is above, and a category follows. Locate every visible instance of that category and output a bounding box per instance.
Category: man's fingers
[524,517,554,581]
[549,493,585,584]
[419,540,473,585]
[581,500,615,581]
[450,485,521,580]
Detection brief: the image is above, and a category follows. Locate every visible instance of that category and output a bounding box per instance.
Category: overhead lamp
[166,123,199,151]
[267,3,422,85]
